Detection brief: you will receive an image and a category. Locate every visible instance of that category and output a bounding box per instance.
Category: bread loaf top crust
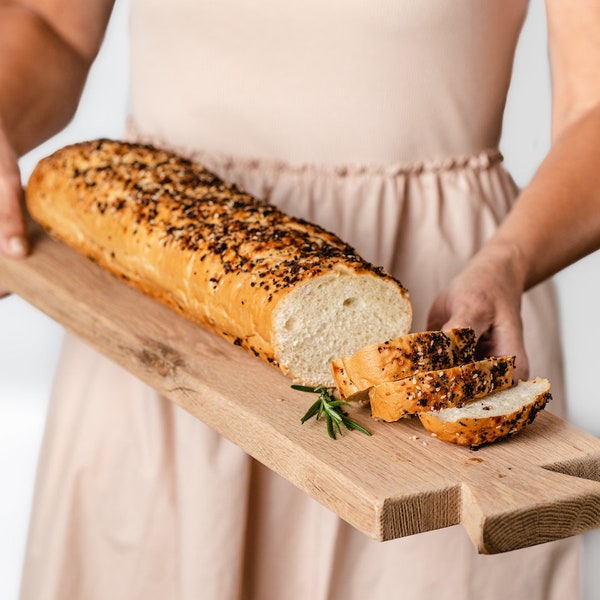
[26,139,412,385]
[32,139,388,283]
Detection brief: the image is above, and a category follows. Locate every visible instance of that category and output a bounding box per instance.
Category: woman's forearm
[488,104,600,291]
[0,0,114,259]
[0,1,112,155]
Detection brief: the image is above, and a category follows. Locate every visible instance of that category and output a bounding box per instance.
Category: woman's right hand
[0,121,28,297]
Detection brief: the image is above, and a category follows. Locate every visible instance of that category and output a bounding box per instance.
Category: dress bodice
[129,0,528,164]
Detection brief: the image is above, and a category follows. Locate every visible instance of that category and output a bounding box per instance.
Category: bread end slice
[418,377,551,448]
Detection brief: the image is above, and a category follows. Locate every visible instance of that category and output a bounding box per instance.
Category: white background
[1,1,598,598]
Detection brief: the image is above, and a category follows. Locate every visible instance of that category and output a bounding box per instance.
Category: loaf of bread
[369,356,515,421]
[25,139,412,386]
[331,327,476,400]
[418,378,551,447]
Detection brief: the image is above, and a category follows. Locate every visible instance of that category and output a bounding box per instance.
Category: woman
[1,1,599,598]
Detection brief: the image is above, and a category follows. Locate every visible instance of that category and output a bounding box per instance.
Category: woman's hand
[428,0,600,384]
[426,243,530,382]
[0,121,28,297]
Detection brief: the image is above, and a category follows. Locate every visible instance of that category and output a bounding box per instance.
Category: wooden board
[2,223,600,554]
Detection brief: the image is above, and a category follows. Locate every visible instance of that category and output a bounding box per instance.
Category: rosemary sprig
[292,384,372,440]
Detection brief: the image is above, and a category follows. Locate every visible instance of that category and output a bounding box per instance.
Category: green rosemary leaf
[323,403,343,423]
[327,400,351,409]
[316,403,325,420]
[344,419,372,436]
[326,414,336,439]
[291,384,320,394]
[300,398,322,424]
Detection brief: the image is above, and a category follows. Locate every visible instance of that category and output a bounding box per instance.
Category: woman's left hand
[426,242,529,382]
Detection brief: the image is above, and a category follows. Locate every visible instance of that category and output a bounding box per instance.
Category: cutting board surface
[1,223,600,554]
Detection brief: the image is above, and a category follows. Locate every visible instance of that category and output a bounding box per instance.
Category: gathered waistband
[126,120,504,178]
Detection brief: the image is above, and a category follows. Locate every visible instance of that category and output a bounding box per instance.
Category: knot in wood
[137,340,185,377]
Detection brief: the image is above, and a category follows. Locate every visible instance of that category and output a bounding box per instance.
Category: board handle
[461,454,600,554]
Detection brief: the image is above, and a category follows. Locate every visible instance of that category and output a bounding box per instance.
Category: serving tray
[1,222,599,554]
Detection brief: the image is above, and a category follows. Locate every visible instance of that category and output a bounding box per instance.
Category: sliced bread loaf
[369,356,515,422]
[418,378,551,447]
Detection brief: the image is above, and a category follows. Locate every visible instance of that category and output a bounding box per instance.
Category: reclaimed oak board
[1,222,600,554]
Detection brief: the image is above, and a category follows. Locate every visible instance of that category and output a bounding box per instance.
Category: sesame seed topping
[73,139,390,297]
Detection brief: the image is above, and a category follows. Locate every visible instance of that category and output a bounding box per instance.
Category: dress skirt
[20,147,579,600]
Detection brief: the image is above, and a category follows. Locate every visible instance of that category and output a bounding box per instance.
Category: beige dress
[21,1,580,598]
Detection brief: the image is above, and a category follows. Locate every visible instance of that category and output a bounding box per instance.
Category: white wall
[501,4,600,596]
[0,1,598,599]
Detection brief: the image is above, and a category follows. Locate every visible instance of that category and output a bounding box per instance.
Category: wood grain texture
[1,222,600,554]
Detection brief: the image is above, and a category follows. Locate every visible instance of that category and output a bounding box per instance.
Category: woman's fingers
[0,127,28,297]
[428,287,495,341]
[0,126,27,257]
[471,309,530,382]
[426,250,529,382]
[0,171,27,258]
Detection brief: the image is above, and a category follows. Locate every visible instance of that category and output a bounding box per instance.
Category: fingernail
[7,236,28,258]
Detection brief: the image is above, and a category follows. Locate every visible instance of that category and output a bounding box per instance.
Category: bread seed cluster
[69,139,391,300]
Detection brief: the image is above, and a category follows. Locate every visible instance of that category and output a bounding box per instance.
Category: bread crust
[25,139,411,384]
[418,378,551,447]
[332,328,476,398]
[330,358,359,399]
[368,356,515,422]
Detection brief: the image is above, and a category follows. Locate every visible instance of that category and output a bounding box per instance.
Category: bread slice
[331,328,476,399]
[418,378,551,447]
[330,358,359,400]
[369,356,515,422]
[25,139,412,386]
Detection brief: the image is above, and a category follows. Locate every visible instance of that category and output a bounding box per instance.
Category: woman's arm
[427,0,600,379]
[0,0,115,152]
[0,0,114,259]
[490,0,600,289]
